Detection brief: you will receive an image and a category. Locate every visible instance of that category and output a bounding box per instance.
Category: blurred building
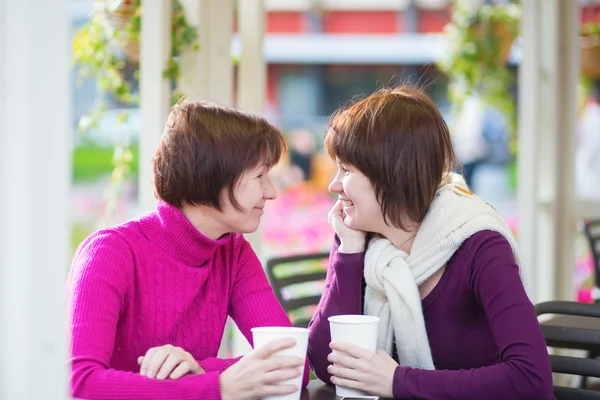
[237,0,453,131]
[70,0,454,140]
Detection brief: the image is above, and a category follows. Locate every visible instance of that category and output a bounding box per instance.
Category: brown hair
[153,100,287,211]
[324,86,457,230]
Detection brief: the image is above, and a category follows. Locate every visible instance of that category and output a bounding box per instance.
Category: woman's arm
[228,237,311,388]
[392,232,554,400]
[68,231,221,400]
[196,356,241,373]
[307,235,365,383]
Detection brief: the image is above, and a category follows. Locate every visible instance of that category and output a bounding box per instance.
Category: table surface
[302,380,391,399]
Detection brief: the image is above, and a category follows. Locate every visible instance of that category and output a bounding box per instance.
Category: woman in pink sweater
[68,101,308,400]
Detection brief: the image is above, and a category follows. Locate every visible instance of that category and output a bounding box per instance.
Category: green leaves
[436,0,521,149]
[73,0,200,133]
[72,0,200,222]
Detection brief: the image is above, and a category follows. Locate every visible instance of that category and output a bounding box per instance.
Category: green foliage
[437,1,520,141]
[72,223,93,254]
[72,0,198,221]
[73,143,139,183]
[73,0,199,130]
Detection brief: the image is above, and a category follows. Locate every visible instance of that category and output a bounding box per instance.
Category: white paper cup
[328,315,380,398]
[251,326,309,400]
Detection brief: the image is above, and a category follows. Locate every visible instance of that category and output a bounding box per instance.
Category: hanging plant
[580,21,600,80]
[73,0,199,130]
[72,0,199,222]
[436,0,520,140]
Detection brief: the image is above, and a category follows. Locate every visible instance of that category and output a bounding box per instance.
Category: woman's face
[215,164,278,235]
[328,160,385,233]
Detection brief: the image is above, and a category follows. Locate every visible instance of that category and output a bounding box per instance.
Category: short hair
[153,100,287,211]
[324,86,458,231]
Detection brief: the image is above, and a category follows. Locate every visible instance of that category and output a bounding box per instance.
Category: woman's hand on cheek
[328,200,366,253]
[327,341,397,398]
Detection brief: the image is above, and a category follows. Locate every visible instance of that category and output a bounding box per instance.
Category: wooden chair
[265,252,329,328]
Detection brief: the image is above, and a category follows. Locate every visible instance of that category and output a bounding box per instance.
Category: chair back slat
[265,252,329,327]
[540,325,600,351]
[554,386,600,400]
[536,300,600,398]
[550,354,600,378]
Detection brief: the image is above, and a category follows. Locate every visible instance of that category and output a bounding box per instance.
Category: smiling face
[328,160,386,233]
[203,164,277,236]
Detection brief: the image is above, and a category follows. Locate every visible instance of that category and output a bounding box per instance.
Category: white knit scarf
[363,173,520,370]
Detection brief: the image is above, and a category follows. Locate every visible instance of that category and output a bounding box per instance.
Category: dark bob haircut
[324,86,458,230]
[153,100,287,211]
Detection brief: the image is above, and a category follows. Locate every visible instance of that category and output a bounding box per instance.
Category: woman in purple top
[307,86,554,399]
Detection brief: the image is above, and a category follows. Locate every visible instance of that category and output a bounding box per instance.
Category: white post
[237,0,267,112]
[179,0,234,106]
[0,0,70,398]
[178,0,238,357]
[237,0,267,260]
[518,0,579,303]
[231,0,267,357]
[139,0,173,213]
[553,2,579,301]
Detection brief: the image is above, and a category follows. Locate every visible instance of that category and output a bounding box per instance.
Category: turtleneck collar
[139,200,231,267]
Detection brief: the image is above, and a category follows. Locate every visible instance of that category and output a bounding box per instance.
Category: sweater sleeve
[392,232,554,400]
[68,230,221,400]
[228,237,310,388]
[197,356,241,373]
[307,235,365,383]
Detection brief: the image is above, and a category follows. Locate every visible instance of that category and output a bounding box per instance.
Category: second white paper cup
[251,326,309,400]
[328,315,380,398]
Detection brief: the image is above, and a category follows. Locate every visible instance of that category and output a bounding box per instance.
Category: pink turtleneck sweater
[68,200,308,399]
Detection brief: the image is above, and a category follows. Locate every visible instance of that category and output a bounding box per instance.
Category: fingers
[169,360,192,380]
[254,337,297,360]
[329,341,371,359]
[139,347,157,377]
[330,375,364,391]
[328,364,362,381]
[156,353,183,380]
[262,367,303,384]
[263,355,305,373]
[146,348,170,379]
[328,200,343,223]
[142,346,172,379]
[327,351,361,370]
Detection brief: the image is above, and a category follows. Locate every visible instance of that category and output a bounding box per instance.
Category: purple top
[308,230,554,399]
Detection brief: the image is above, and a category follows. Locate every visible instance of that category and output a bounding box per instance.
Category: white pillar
[230,0,267,357]
[518,0,579,303]
[179,0,234,106]
[237,0,267,112]
[178,0,238,358]
[139,0,173,213]
[237,0,267,256]
[0,0,70,398]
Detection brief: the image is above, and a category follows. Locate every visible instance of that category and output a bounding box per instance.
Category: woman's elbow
[515,371,554,400]
[519,381,554,400]
[70,363,100,399]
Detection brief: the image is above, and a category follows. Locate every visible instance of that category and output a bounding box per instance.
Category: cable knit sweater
[68,200,308,400]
